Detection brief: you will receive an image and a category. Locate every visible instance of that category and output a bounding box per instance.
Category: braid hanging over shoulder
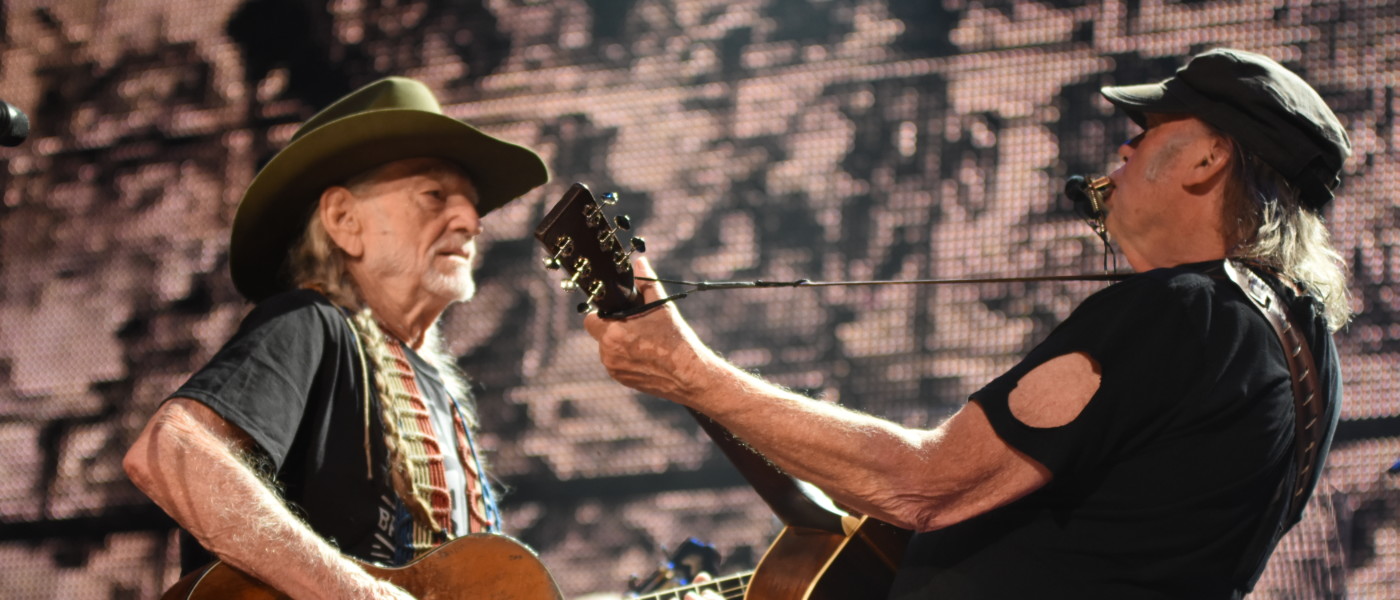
[289,188,491,550]
[350,309,446,535]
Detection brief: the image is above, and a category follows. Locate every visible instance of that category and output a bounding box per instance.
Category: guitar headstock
[534,183,647,315]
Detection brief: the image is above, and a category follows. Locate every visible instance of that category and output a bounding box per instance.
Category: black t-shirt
[888,261,1340,599]
[170,289,473,570]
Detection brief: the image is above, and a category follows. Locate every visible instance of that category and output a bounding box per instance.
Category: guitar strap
[1218,259,1333,596]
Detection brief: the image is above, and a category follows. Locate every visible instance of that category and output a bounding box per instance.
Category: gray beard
[425,268,476,303]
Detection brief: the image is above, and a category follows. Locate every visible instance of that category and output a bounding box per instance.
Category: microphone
[0,100,30,147]
[1064,174,1112,220]
[1064,174,1113,241]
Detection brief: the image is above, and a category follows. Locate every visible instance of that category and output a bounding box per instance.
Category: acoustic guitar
[160,533,562,599]
[163,184,908,600]
[535,183,912,600]
[159,517,900,600]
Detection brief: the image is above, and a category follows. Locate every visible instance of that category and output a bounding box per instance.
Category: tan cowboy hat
[229,76,549,301]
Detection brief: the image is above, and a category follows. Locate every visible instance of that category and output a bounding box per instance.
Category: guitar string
[638,571,752,600]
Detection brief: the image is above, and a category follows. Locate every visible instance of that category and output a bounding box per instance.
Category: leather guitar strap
[1220,259,1328,594]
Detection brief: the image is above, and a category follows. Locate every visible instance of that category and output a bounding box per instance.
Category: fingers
[682,572,720,600]
[632,256,668,303]
[582,311,605,341]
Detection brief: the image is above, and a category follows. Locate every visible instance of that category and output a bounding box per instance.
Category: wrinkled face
[350,157,482,303]
[1103,113,1222,264]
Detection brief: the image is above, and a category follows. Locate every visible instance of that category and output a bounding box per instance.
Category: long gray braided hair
[285,171,477,532]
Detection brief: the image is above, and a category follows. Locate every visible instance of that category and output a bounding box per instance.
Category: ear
[320,186,364,258]
[1184,134,1232,188]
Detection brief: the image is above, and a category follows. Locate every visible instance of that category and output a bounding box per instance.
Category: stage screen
[0,0,1395,597]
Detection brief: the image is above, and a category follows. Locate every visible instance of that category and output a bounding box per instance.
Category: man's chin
[447,281,476,303]
[426,272,476,303]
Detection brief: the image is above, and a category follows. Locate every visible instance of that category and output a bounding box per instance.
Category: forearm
[586,259,1047,531]
[124,402,393,599]
[677,358,946,528]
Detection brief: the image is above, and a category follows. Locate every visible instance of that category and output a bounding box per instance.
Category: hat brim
[1100,82,1193,128]
[230,108,549,301]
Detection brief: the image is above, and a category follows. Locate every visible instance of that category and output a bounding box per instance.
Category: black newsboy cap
[1101,48,1351,209]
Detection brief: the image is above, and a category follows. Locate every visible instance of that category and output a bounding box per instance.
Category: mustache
[431,233,477,256]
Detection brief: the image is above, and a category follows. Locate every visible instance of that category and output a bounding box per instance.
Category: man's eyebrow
[408,166,479,202]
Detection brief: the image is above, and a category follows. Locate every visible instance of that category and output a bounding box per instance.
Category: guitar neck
[687,408,846,535]
[534,183,846,534]
[635,571,752,600]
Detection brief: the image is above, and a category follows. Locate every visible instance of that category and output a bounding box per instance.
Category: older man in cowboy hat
[124,78,547,599]
[586,48,1350,598]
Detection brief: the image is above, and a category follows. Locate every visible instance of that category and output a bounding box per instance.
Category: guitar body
[745,516,909,600]
[162,534,564,600]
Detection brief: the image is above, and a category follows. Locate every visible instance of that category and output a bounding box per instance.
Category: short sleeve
[170,290,344,468]
[972,272,1214,478]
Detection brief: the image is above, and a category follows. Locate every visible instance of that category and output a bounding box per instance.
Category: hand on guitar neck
[540,184,910,599]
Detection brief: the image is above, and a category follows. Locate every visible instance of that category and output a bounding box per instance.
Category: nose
[447,194,483,237]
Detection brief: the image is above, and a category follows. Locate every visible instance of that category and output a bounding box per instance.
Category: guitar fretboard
[635,571,752,600]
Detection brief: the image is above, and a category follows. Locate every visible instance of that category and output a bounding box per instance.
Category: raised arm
[584,259,1079,532]
[123,397,413,600]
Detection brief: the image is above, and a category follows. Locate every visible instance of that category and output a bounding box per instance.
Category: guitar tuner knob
[583,204,604,228]
[552,236,575,258]
[601,192,619,205]
[543,257,561,270]
[576,302,591,314]
[573,257,593,279]
[614,215,631,230]
[560,280,578,291]
[630,237,647,253]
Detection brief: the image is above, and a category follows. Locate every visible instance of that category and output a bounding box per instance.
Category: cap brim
[1100,82,1193,128]
[230,109,549,301]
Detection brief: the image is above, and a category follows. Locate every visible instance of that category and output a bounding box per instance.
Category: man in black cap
[124,78,551,599]
[584,48,1350,598]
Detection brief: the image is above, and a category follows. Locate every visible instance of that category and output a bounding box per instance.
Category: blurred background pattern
[0,0,1396,598]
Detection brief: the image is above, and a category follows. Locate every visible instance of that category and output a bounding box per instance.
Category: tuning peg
[576,302,591,314]
[587,279,605,300]
[560,279,578,291]
[573,257,594,279]
[597,228,619,251]
[601,192,619,205]
[630,237,647,253]
[583,203,603,228]
[548,236,575,268]
[615,214,631,230]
